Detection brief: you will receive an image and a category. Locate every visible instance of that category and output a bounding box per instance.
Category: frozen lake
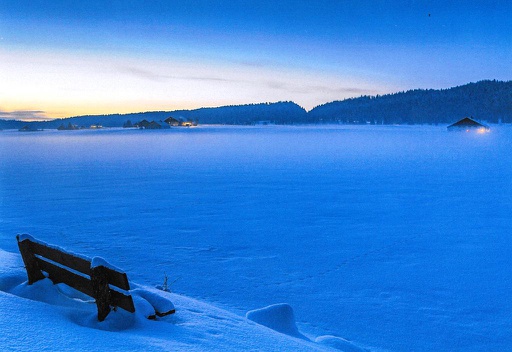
[1,125,511,351]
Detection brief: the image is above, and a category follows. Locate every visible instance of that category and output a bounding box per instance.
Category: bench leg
[17,236,45,284]
[90,266,112,322]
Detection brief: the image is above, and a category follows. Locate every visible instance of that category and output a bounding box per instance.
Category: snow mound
[246,303,307,339]
[315,335,367,352]
[10,278,90,308]
[7,279,175,327]
[132,286,176,319]
[91,256,124,272]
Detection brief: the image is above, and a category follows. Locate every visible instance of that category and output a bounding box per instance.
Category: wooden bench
[16,234,135,321]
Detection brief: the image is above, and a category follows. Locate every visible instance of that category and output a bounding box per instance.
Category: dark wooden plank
[101,267,130,291]
[90,265,112,321]
[29,238,130,290]
[35,257,94,297]
[22,236,135,318]
[17,236,46,284]
[110,290,136,313]
[25,240,130,291]
[155,309,176,317]
[29,240,91,276]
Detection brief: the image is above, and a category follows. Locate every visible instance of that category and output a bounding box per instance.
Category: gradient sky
[1,1,511,120]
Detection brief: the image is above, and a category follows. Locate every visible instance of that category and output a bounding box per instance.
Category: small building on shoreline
[447,117,489,132]
[57,123,79,131]
[164,116,198,127]
[19,125,42,132]
[164,116,180,126]
[134,119,163,129]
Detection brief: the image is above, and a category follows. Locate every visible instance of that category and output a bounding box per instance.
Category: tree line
[2,80,511,129]
[308,80,512,124]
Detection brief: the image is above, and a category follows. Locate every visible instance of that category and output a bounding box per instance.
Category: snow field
[0,248,364,351]
[1,125,511,351]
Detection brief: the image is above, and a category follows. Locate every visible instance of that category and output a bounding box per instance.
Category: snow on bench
[16,234,173,321]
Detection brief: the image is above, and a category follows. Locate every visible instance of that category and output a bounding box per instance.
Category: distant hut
[164,116,180,126]
[447,117,489,132]
[57,122,78,131]
[148,121,162,129]
[134,119,151,129]
[134,119,162,129]
[19,125,41,132]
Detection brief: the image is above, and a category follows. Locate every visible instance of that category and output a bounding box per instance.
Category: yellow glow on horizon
[0,47,386,119]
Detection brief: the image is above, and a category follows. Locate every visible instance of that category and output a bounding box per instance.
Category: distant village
[18,116,198,132]
[123,116,198,129]
[16,116,491,133]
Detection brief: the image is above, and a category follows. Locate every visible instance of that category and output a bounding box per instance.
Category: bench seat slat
[29,240,91,277]
[19,236,137,319]
[110,290,136,313]
[36,257,135,313]
[29,239,130,291]
[101,267,131,291]
[35,257,95,297]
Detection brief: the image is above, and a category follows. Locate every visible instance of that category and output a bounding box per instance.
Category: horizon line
[1,79,509,123]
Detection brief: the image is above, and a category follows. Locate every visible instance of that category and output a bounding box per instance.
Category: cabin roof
[447,117,488,129]
[164,116,179,123]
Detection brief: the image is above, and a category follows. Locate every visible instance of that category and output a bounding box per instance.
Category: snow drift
[0,248,336,351]
[246,303,306,339]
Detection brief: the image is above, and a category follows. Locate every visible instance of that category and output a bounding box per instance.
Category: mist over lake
[1,125,511,351]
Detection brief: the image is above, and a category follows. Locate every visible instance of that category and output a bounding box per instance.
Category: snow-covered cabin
[134,120,163,129]
[57,123,78,131]
[447,117,489,131]
[165,116,197,127]
[164,116,180,126]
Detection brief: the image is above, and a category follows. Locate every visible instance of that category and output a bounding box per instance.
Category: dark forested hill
[308,80,512,124]
[0,101,308,129]
[170,101,309,125]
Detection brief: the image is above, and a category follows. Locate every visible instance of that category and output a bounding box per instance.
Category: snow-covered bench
[16,234,136,321]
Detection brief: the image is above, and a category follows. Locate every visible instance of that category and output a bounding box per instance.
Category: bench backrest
[16,234,135,320]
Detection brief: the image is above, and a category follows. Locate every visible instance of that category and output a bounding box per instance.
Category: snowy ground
[0,248,348,351]
[1,125,511,351]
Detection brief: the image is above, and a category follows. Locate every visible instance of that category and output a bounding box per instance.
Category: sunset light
[1,1,510,120]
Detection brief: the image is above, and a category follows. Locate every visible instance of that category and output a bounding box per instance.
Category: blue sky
[1,1,511,119]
